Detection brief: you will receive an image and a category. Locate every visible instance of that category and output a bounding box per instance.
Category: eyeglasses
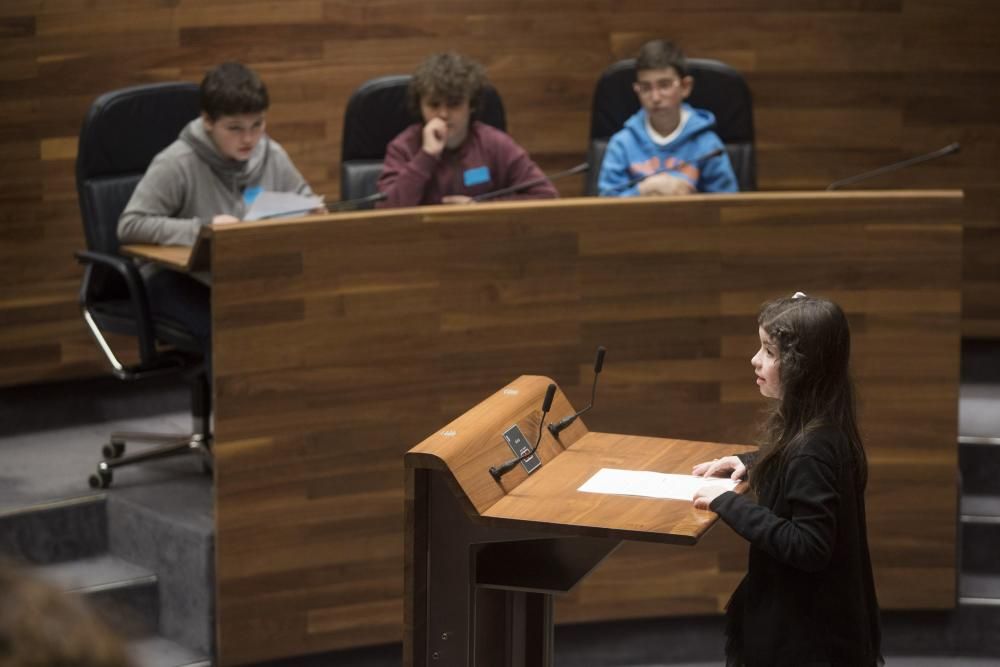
[635,78,681,96]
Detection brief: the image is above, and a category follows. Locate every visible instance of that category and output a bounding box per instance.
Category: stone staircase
[950,339,1000,654]
[959,435,1000,615]
[0,489,212,667]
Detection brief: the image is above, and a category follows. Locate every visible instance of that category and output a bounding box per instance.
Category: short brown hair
[407,52,486,116]
[636,39,687,78]
[200,61,269,120]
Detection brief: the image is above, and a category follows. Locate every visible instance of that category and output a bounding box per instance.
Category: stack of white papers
[577,468,737,501]
[244,191,325,221]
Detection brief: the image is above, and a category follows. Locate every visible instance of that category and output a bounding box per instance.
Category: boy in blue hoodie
[597,40,738,196]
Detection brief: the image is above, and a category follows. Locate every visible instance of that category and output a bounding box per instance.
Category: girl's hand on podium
[691,455,746,481]
[692,485,731,510]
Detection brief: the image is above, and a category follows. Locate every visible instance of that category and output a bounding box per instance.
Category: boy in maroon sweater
[377,52,558,207]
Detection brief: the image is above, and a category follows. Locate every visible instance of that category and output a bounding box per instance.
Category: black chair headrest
[589,58,753,144]
[75,82,201,254]
[76,82,201,181]
[341,75,507,162]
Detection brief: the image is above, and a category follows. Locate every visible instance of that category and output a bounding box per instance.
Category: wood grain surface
[1,1,997,387]
[406,374,757,544]
[211,192,961,663]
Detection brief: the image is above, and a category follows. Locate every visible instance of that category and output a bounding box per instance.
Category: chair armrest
[75,249,157,363]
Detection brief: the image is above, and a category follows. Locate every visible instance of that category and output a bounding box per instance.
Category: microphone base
[548,414,580,439]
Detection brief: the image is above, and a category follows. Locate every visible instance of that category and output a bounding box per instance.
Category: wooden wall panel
[1,1,998,387]
[212,192,960,664]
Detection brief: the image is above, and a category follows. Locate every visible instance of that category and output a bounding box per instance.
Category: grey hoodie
[118,118,313,246]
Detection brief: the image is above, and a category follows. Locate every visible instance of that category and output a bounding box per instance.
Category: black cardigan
[710,428,882,667]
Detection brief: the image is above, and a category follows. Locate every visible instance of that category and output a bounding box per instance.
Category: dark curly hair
[200,62,269,120]
[407,52,486,118]
[751,294,868,494]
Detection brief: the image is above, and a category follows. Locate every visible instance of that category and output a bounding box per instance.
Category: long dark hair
[750,294,868,494]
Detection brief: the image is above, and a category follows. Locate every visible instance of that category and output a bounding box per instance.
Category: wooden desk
[121,224,213,276]
[196,192,961,664]
[120,243,198,272]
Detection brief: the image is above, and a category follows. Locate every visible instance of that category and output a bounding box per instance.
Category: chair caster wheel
[102,441,125,459]
[89,468,112,489]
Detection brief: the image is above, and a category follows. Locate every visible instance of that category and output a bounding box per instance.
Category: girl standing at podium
[693,293,882,667]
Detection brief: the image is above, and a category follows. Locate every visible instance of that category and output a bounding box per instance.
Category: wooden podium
[405,375,756,667]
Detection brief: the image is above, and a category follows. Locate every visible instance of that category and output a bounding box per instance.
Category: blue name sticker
[463,166,491,187]
[243,185,262,205]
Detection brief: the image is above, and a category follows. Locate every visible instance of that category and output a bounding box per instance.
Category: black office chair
[340,75,507,206]
[585,57,756,195]
[75,82,211,489]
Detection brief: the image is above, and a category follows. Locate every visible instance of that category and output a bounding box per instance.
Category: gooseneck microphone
[472,162,590,202]
[330,191,388,210]
[489,383,557,483]
[826,142,960,191]
[600,147,724,195]
[548,346,606,439]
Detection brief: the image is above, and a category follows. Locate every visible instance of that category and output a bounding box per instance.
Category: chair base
[89,431,211,489]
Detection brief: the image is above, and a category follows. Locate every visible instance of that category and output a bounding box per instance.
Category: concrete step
[107,476,214,656]
[33,553,159,638]
[962,494,1000,519]
[959,436,1000,497]
[961,495,1000,575]
[0,495,106,563]
[128,636,211,667]
[960,573,1000,605]
[960,340,1000,384]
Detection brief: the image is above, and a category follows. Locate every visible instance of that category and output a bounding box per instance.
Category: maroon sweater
[376,121,558,208]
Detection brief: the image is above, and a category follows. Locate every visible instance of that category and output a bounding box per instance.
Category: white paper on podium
[243,191,324,221]
[577,468,737,501]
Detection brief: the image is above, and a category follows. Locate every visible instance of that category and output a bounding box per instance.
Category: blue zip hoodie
[597,104,738,196]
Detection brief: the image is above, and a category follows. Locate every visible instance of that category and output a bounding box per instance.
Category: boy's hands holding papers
[242,191,326,221]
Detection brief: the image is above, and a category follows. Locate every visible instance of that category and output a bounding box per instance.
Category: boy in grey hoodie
[118,62,315,363]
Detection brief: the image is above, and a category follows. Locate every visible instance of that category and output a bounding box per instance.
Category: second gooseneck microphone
[331,190,389,210]
[489,383,557,483]
[548,346,606,438]
[826,142,960,191]
[472,162,590,202]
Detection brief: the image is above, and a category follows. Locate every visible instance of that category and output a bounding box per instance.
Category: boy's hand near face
[638,172,695,196]
[421,118,448,157]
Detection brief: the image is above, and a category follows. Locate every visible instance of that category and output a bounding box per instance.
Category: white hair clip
[791,291,808,299]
